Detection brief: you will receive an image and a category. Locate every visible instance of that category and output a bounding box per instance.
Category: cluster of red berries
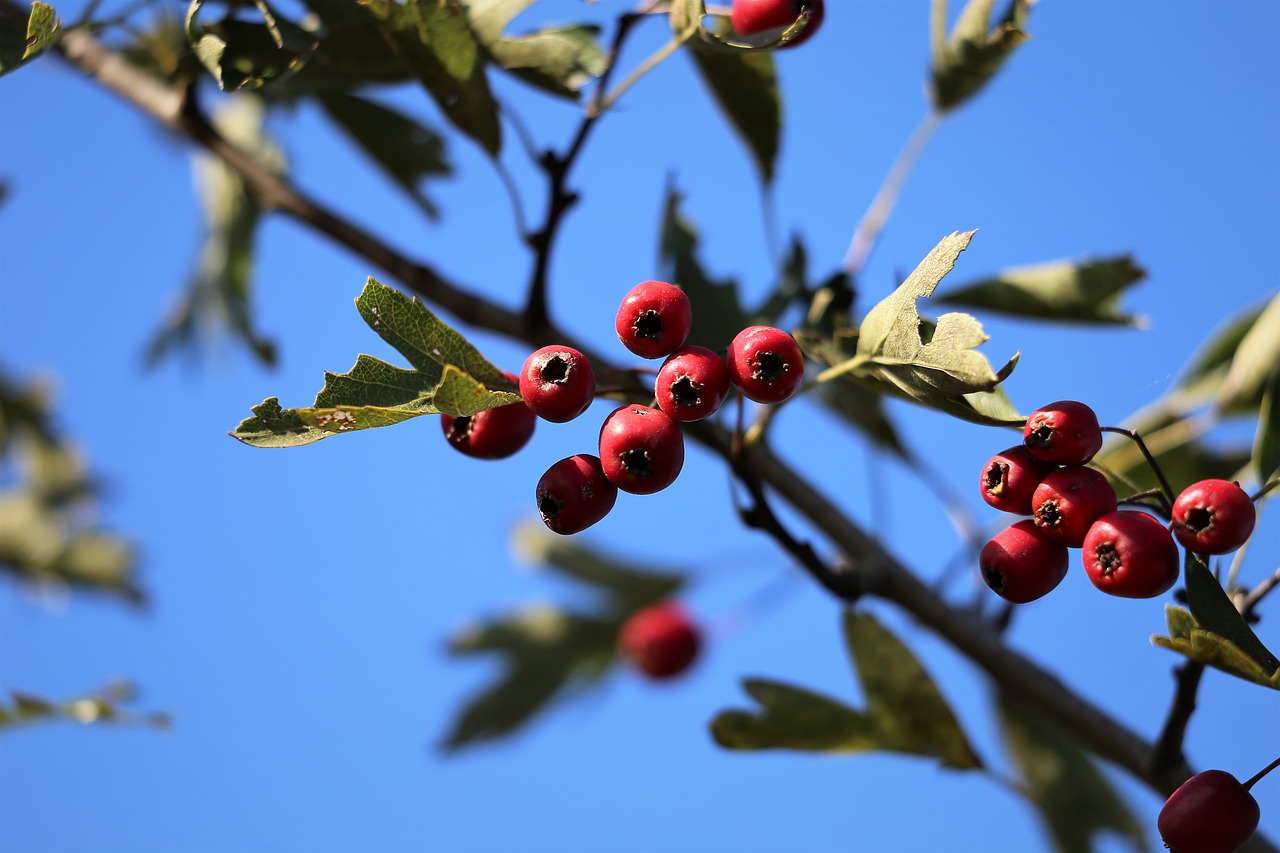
[978,400,1258,604]
[730,0,825,49]
[440,279,805,537]
[1159,768,1264,853]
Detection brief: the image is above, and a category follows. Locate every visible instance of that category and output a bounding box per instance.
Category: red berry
[536,454,617,535]
[979,520,1070,604]
[1159,770,1259,853]
[1023,400,1104,465]
[1030,466,1118,548]
[440,371,536,459]
[655,346,731,422]
[1171,479,1257,555]
[617,602,701,679]
[519,345,596,423]
[615,280,692,359]
[598,405,685,495]
[727,325,805,404]
[1082,510,1179,598]
[730,0,824,49]
[980,446,1058,515]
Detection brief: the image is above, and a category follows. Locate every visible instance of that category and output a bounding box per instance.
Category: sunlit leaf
[930,0,1035,113]
[1152,606,1280,691]
[658,184,751,350]
[463,0,536,44]
[185,0,319,91]
[1174,299,1269,407]
[0,1,60,77]
[997,691,1150,852]
[1183,554,1279,674]
[688,34,779,184]
[1254,367,1280,484]
[1216,290,1280,413]
[360,0,502,156]
[935,256,1147,325]
[489,24,604,99]
[316,92,450,220]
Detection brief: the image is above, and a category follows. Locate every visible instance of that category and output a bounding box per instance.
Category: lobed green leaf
[935,256,1147,325]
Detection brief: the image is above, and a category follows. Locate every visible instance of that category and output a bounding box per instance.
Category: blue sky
[2,1,1278,851]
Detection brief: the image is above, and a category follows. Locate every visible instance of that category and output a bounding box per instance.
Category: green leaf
[354,278,509,388]
[0,683,170,731]
[1183,555,1280,674]
[929,0,1034,113]
[1152,606,1280,691]
[0,1,59,77]
[997,691,1150,853]
[432,365,520,417]
[1254,366,1280,484]
[935,256,1147,325]
[489,24,604,99]
[658,184,751,350]
[1174,299,1269,407]
[463,0,537,44]
[511,522,684,609]
[360,0,502,157]
[1216,290,1280,413]
[145,97,281,368]
[711,611,982,770]
[185,0,319,91]
[315,92,450,220]
[843,611,983,770]
[688,35,780,184]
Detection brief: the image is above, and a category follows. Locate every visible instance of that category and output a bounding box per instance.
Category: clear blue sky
[2,2,1278,851]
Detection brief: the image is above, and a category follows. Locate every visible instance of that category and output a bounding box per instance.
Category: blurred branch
[1150,661,1206,777]
[31,12,1279,840]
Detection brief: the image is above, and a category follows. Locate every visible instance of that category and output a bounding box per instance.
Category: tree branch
[35,18,1279,847]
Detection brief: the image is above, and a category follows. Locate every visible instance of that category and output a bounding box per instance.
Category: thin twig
[1150,661,1206,777]
[1101,425,1176,512]
[1242,567,1280,618]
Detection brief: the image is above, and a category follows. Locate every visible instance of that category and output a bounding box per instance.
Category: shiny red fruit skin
[618,602,701,679]
[655,346,731,422]
[1082,510,1179,598]
[615,280,693,359]
[536,454,617,535]
[1023,400,1104,465]
[599,405,685,495]
[980,446,1058,515]
[731,0,824,49]
[519,345,596,423]
[727,325,805,404]
[1031,466,1118,548]
[1159,770,1259,853]
[1171,479,1257,555]
[979,520,1070,604]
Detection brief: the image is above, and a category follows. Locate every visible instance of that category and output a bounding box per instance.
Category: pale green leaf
[930,0,1035,113]
[1152,607,1280,691]
[1216,290,1280,412]
[1254,367,1280,484]
[935,256,1147,325]
[489,25,604,99]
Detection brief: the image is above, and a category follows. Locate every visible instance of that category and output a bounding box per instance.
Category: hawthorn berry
[536,454,618,535]
[980,446,1058,515]
[617,602,701,679]
[599,405,685,495]
[1082,510,1179,599]
[440,372,536,459]
[655,346,731,422]
[1030,466,1117,548]
[1159,769,1259,853]
[979,520,1070,604]
[727,325,805,404]
[731,0,825,49]
[615,280,692,360]
[519,345,596,423]
[1171,479,1257,555]
[1023,400,1104,465]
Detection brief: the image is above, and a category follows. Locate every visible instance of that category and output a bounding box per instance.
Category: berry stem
[1244,755,1280,791]
[1101,426,1176,511]
[1252,478,1280,502]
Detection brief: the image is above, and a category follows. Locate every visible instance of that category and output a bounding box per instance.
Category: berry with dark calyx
[440,371,536,459]
[615,280,693,360]
[1159,769,1259,853]
[980,446,1058,515]
[1082,510,1180,598]
[731,0,824,49]
[655,346,731,422]
[618,602,701,679]
[519,345,596,423]
[727,325,805,404]
[599,405,685,495]
[1030,466,1118,548]
[979,520,1070,604]
[1023,400,1104,465]
[536,454,617,535]
[1171,479,1257,555]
